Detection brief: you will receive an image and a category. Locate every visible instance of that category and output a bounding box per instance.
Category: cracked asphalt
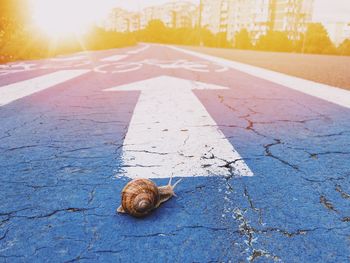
[0,44,350,262]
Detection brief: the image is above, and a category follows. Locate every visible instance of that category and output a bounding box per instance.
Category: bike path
[0,44,349,262]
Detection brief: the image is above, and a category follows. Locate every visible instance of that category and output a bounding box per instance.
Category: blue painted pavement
[0,44,349,262]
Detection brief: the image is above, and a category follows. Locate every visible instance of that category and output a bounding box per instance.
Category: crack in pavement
[320,196,338,213]
[249,249,281,262]
[122,225,229,239]
[244,187,263,225]
[232,208,281,262]
[25,208,94,219]
[264,139,300,171]
[336,185,350,200]
[255,227,313,237]
[0,229,9,241]
[126,150,169,156]
[308,151,350,159]
[313,131,350,138]
[88,187,97,205]
[219,158,246,180]
[1,63,349,262]
[64,256,92,263]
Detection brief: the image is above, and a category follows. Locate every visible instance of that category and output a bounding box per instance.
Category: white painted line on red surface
[127,44,150,55]
[169,46,350,109]
[51,55,87,61]
[101,55,128,62]
[0,70,89,106]
[105,76,253,179]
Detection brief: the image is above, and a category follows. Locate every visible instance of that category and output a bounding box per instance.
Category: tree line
[138,20,350,56]
[1,1,350,64]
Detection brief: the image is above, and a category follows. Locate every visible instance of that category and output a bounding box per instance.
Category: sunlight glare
[31,0,112,38]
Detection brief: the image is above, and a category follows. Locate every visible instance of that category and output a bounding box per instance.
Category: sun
[31,0,111,38]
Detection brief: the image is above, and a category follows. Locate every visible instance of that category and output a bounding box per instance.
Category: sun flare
[31,0,112,38]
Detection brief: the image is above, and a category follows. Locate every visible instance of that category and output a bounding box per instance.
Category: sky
[111,0,195,11]
[313,0,350,22]
[108,0,350,23]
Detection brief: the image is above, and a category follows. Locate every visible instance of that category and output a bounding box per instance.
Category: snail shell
[117,178,182,218]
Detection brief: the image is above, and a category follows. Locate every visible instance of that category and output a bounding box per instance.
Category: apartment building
[140,1,198,29]
[201,0,271,41]
[103,0,314,43]
[200,0,223,33]
[271,0,314,40]
[201,0,314,42]
[227,0,271,41]
[104,8,140,32]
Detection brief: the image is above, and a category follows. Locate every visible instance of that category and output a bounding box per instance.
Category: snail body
[117,177,181,217]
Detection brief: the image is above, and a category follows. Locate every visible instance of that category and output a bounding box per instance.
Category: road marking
[169,46,350,109]
[0,63,37,76]
[127,44,150,55]
[93,59,227,74]
[101,55,128,62]
[0,70,89,106]
[94,62,143,74]
[105,76,253,179]
[51,55,87,61]
[145,59,228,72]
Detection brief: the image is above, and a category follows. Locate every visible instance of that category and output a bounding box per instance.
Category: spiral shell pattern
[120,179,160,217]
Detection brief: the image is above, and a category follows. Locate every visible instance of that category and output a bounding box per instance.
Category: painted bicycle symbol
[93,59,228,74]
[0,56,91,76]
[0,57,228,76]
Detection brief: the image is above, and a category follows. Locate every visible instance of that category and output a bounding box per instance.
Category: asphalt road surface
[0,44,350,262]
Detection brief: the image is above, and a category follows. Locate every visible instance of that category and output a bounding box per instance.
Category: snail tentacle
[171,179,182,190]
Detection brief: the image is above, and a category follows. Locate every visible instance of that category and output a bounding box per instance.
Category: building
[200,0,314,43]
[200,0,222,33]
[103,0,314,43]
[104,8,126,32]
[271,0,314,40]
[227,0,271,41]
[126,12,141,32]
[104,8,140,32]
[140,1,198,29]
[104,2,197,32]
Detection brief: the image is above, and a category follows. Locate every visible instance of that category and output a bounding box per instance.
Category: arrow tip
[104,76,229,92]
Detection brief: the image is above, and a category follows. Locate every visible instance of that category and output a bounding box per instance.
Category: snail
[117,177,182,217]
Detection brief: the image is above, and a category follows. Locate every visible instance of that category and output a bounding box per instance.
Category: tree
[169,27,199,45]
[255,30,293,52]
[337,39,350,56]
[143,20,169,43]
[234,29,252,49]
[0,0,30,61]
[215,32,231,48]
[0,0,29,27]
[199,28,216,47]
[303,23,336,54]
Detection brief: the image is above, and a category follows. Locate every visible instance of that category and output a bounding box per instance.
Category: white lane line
[0,70,89,106]
[127,44,150,55]
[101,55,128,62]
[169,46,350,109]
[105,76,253,179]
[51,55,87,62]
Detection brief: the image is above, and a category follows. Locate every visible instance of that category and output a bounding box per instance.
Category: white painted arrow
[105,76,253,179]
